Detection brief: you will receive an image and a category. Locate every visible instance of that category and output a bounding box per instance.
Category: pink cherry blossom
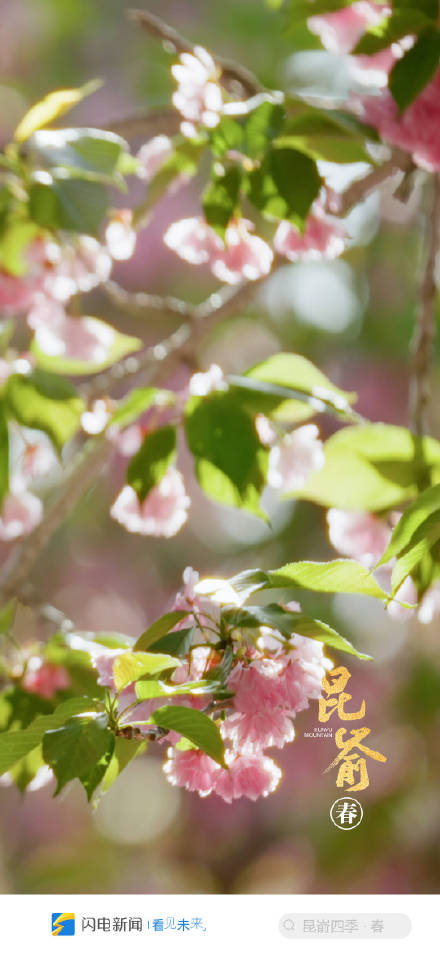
[211,220,273,284]
[227,657,288,713]
[163,747,221,796]
[0,238,50,315]
[327,508,391,568]
[105,210,137,261]
[358,68,440,171]
[164,216,223,266]
[221,708,295,751]
[171,46,223,137]
[274,204,347,262]
[172,567,221,638]
[309,2,389,55]
[106,423,144,457]
[110,469,190,538]
[255,414,277,447]
[10,426,56,482]
[309,3,398,84]
[42,236,112,302]
[171,646,214,685]
[22,660,70,698]
[268,424,324,493]
[188,364,225,397]
[29,301,115,365]
[137,135,174,181]
[164,217,273,284]
[81,399,113,436]
[214,752,282,802]
[0,477,43,541]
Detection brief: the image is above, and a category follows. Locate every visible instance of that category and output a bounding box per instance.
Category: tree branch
[104,107,180,140]
[409,175,440,436]
[129,8,263,97]
[328,150,415,217]
[0,438,111,600]
[0,259,284,599]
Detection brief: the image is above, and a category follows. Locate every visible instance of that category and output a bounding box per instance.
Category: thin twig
[104,108,180,140]
[329,150,415,217]
[0,438,111,600]
[129,8,262,97]
[409,175,440,436]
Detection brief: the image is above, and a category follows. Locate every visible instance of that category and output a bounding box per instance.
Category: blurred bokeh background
[0,0,440,895]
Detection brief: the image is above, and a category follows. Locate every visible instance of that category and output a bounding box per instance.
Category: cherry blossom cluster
[84,567,334,803]
[310,1,440,171]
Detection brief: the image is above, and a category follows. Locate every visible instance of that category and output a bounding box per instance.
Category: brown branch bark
[328,150,415,217]
[104,108,180,140]
[409,175,440,436]
[129,8,262,97]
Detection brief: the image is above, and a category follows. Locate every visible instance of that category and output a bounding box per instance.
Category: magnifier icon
[283,919,295,931]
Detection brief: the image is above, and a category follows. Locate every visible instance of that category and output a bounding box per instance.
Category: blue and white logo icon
[52,914,75,936]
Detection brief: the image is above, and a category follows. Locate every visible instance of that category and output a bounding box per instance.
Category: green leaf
[42,712,115,799]
[233,559,386,598]
[0,401,9,504]
[150,705,226,766]
[110,387,174,430]
[0,221,40,276]
[126,425,177,503]
[290,0,359,20]
[393,0,438,14]
[14,80,102,142]
[223,604,371,659]
[185,392,269,518]
[147,627,195,657]
[0,686,53,732]
[354,9,432,55]
[244,101,285,158]
[101,736,146,793]
[202,165,242,239]
[113,651,180,692]
[134,611,190,651]
[0,599,16,635]
[379,483,440,564]
[29,173,109,237]
[246,146,321,227]
[389,27,440,111]
[31,317,142,376]
[390,511,440,596]
[0,697,102,776]
[135,677,215,702]
[276,109,373,163]
[28,128,128,185]
[232,352,356,421]
[210,117,244,157]
[294,424,440,511]
[6,370,85,451]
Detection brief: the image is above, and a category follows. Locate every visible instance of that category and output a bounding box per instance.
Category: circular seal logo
[330,796,363,830]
